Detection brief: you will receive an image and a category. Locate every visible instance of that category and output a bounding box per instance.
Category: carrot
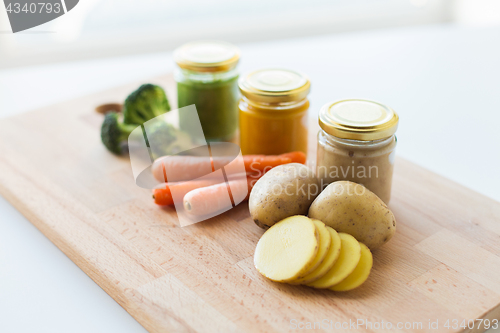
[152,151,306,183]
[279,151,307,164]
[183,174,262,216]
[152,156,213,183]
[245,172,262,199]
[152,179,221,206]
[153,172,262,206]
[242,155,291,173]
[242,151,306,172]
[183,182,236,216]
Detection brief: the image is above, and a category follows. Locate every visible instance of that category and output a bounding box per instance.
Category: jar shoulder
[174,67,239,86]
[239,98,310,114]
[318,130,397,152]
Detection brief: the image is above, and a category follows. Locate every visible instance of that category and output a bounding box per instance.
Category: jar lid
[174,41,240,72]
[239,69,310,103]
[319,99,399,141]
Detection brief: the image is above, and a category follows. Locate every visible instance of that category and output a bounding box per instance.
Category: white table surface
[1,23,500,333]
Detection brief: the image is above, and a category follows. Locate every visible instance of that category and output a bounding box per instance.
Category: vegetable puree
[316,132,396,203]
[178,75,239,142]
[316,99,399,203]
[238,69,310,155]
[174,41,240,142]
[239,98,308,155]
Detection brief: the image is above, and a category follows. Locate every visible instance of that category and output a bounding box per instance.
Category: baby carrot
[242,155,291,173]
[152,179,221,206]
[183,174,262,216]
[279,151,307,164]
[245,173,262,200]
[183,182,235,216]
[152,152,306,183]
[152,156,213,183]
[242,152,306,172]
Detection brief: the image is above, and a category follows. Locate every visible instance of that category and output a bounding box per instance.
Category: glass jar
[174,41,240,142]
[238,69,310,155]
[316,99,399,203]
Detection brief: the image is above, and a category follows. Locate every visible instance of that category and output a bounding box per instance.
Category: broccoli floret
[101,84,189,157]
[101,112,138,155]
[101,111,192,158]
[145,120,193,160]
[123,84,171,125]
[144,121,176,155]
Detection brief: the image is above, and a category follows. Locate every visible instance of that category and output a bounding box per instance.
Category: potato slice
[306,233,361,289]
[254,216,319,282]
[330,243,373,291]
[298,220,331,275]
[292,227,341,285]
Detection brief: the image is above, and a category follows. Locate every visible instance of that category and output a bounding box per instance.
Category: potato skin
[249,163,320,229]
[308,181,396,250]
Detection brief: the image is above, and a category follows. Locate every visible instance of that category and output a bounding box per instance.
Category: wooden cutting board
[1,74,499,333]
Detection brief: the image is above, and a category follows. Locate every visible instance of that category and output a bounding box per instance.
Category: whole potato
[249,163,320,229]
[308,181,396,250]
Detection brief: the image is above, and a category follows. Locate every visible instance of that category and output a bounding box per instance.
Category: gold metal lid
[319,99,399,141]
[239,69,310,104]
[174,41,240,72]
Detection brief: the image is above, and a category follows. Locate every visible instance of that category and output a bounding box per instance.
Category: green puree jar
[174,41,240,142]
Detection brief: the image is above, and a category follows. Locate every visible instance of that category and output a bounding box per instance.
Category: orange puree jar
[238,69,310,155]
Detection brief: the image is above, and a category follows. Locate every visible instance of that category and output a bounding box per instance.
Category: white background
[0,0,454,67]
[1,20,500,333]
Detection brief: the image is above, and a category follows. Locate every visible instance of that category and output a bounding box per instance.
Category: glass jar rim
[239,68,310,104]
[174,40,240,73]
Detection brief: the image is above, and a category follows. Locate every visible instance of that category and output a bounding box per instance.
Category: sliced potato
[298,220,331,276]
[306,233,361,289]
[254,216,319,282]
[330,243,373,291]
[292,227,341,285]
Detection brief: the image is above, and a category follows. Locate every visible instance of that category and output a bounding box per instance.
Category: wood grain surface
[0,74,499,333]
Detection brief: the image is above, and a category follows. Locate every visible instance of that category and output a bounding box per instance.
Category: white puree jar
[316,99,399,203]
